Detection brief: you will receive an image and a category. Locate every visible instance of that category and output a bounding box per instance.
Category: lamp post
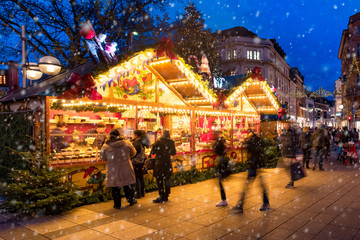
[20,25,61,87]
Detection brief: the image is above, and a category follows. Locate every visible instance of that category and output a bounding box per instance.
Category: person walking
[131,130,150,199]
[214,131,230,207]
[100,129,137,209]
[279,123,298,189]
[150,129,176,203]
[235,133,270,213]
[323,127,331,160]
[299,127,312,169]
[311,128,326,171]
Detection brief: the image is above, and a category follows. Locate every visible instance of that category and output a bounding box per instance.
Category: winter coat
[246,134,265,170]
[279,129,297,158]
[214,137,226,156]
[50,128,68,152]
[341,130,351,143]
[299,132,312,150]
[100,138,136,187]
[150,137,176,178]
[351,131,359,142]
[131,137,146,173]
[86,129,107,149]
[311,129,326,148]
[323,130,331,147]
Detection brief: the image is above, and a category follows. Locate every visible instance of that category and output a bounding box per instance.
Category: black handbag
[290,161,306,181]
[145,158,155,170]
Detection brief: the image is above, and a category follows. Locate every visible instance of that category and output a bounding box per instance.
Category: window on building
[247,50,252,59]
[233,49,237,58]
[227,50,231,60]
[358,44,360,56]
[358,26,360,34]
[323,112,327,119]
[254,51,260,60]
[230,70,235,76]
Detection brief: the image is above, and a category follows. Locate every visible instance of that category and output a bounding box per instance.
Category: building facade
[215,27,294,116]
[338,12,360,129]
[290,67,306,126]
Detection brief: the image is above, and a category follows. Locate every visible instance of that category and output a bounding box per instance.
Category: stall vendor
[50,122,69,152]
[85,122,107,149]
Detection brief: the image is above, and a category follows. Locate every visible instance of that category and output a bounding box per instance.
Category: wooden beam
[146,65,191,107]
[155,75,159,103]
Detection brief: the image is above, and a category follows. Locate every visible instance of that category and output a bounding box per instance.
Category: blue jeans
[314,147,323,169]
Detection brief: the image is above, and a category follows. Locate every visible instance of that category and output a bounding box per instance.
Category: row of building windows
[225,49,261,60]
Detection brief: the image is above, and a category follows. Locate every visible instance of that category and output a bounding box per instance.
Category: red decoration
[251,66,265,81]
[83,166,97,178]
[80,21,96,40]
[212,93,229,110]
[278,108,286,119]
[57,73,103,100]
[156,36,178,60]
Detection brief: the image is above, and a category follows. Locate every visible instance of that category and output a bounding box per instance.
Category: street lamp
[21,25,62,86]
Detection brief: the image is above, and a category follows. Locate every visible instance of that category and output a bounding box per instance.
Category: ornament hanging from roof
[156,37,178,60]
[251,66,265,81]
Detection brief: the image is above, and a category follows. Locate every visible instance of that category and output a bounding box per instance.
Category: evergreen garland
[51,102,126,113]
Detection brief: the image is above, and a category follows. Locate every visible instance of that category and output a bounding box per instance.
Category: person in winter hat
[235,132,270,213]
[150,129,176,203]
[100,129,137,209]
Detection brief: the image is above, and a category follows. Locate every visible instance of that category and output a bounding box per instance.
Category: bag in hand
[145,158,155,170]
[290,161,306,181]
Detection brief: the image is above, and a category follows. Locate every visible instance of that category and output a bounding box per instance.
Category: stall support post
[45,97,51,155]
[190,110,196,157]
[155,76,159,103]
[230,114,234,147]
[135,105,138,130]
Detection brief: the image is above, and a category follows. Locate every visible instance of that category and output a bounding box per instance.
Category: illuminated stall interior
[49,49,279,170]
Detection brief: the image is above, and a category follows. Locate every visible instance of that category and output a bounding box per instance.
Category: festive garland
[50,102,126,113]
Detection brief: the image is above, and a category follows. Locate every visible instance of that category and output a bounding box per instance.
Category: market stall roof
[94,49,217,107]
[0,63,93,103]
[224,69,281,115]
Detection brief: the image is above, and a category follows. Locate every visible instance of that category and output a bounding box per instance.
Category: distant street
[1,149,360,240]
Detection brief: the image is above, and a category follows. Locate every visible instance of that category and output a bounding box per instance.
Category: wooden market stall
[47,49,279,173]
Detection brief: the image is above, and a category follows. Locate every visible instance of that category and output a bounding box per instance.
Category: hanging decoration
[156,36,178,60]
[202,116,209,133]
[153,112,163,132]
[187,55,201,73]
[213,93,229,110]
[250,66,265,81]
[57,72,102,100]
[200,54,211,77]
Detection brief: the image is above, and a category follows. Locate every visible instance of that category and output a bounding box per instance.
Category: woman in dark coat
[100,129,137,209]
[131,130,150,199]
[150,129,176,203]
[214,131,229,207]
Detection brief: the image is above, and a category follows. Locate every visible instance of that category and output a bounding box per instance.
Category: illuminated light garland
[149,59,171,65]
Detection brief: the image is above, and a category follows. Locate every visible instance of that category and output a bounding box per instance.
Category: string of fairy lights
[51,99,258,117]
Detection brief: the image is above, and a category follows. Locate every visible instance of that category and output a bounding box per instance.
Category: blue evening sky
[169,0,360,94]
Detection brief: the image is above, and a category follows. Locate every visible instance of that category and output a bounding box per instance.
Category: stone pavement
[1,150,360,240]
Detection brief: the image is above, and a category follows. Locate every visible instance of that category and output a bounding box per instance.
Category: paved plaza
[1,151,360,240]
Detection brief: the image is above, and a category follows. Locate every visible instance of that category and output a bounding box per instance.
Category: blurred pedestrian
[100,129,137,209]
[351,128,359,143]
[50,122,69,152]
[311,127,325,171]
[86,122,107,149]
[150,129,176,203]
[131,130,150,199]
[214,131,230,207]
[279,123,298,188]
[299,127,312,169]
[323,127,331,160]
[235,133,270,212]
